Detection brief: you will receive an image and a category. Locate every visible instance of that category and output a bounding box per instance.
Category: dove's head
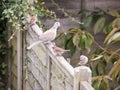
[54,22,60,27]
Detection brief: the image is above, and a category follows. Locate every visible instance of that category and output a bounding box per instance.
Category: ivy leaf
[94,17,105,34]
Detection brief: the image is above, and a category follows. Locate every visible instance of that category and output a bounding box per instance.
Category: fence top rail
[46,43,75,77]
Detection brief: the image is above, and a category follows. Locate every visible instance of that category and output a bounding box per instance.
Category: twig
[8,30,17,41]
[94,40,104,50]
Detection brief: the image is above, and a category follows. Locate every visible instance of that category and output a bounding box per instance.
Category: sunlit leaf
[107,49,120,63]
[67,28,80,34]
[107,32,120,45]
[94,17,105,34]
[108,58,120,79]
[112,18,120,28]
[104,28,119,44]
[103,22,112,34]
[99,78,110,90]
[84,32,94,52]
[108,9,120,17]
[92,76,102,90]
[73,31,81,47]
[91,55,103,61]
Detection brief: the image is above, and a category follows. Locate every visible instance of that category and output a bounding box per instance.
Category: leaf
[78,32,87,50]
[108,9,120,17]
[73,31,81,47]
[94,17,105,34]
[65,36,76,56]
[93,76,102,90]
[104,28,119,44]
[100,78,110,90]
[107,32,120,45]
[112,18,120,28]
[78,9,89,14]
[108,58,120,79]
[67,28,80,34]
[84,32,94,52]
[92,76,110,90]
[91,55,103,61]
[107,49,120,63]
[103,22,112,34]
[2,62,7,68]
[82,16,93,29]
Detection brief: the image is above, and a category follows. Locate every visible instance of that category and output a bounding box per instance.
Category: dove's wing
[39,29,57,42]
[27,22,60,50]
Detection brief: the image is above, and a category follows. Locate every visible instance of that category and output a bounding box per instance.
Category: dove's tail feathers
[27,40,42,50]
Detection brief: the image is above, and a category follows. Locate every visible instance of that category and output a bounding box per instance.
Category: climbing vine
[0,0,56,89]
[2,0,56,41]
[0,0,8,89]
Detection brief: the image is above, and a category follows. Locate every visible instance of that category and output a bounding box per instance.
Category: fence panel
[25,24,94,90]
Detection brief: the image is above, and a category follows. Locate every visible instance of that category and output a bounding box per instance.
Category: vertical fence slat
[80,81,94,90]
[74,68,80,90]
[47,57,51,90]
[17,31,22,90]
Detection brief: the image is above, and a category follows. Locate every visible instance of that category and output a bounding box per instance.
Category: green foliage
[94,17,105,34]
[0,1,8,89]
[89,9,120,90]
[65,35,76,56]
[64,7,120,90]
[82,15,93,29]
[65,28,94,56]
[2,0,56,41]
[0,0,56,89]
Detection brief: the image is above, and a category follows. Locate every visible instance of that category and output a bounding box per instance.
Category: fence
[9,0,120,90]
[25,24,94,90]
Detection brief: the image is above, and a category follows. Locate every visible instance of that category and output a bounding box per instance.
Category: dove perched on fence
[77,55,88,66]
[27,22,60,50]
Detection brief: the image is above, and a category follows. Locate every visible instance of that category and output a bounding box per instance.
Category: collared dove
[27,22,60,49]
[77,55,88,66]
